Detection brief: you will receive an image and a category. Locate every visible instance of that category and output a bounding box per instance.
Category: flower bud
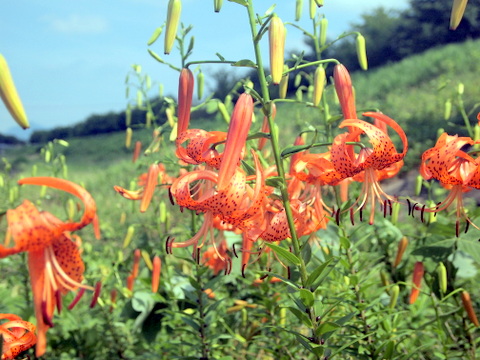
[0,54,29,129]
[197,70,204,100]
[393,237,408,268]
[125,106,132,127]
[295,0,303,21]
[177,68,194,139]
[444,99,452,120]
[355,34,368,71]
[141,250,153,270]
[123,225,135,248]
[319,18,328,46]
[415,175,423,196]
[457,82,464,95]
[269,15,286,85]
[312,66,326,107]
[333,64,356,119]
[309,0,316,19]
[217,101,231,123]
[389,285,400,309]
[409,262,424,304]
[140,163,160,212]
[164,0,182,54]
[151,255,161,293]
[313,0,323,6]
[437,262,447,294]
[125,127,133,148]
[450,0,468,30]
[214,0,223,12]
[279,65,289,99]
[461,291,479,327]
[132,141,142,163]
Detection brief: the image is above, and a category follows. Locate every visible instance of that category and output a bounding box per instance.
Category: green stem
[245,0,319,342]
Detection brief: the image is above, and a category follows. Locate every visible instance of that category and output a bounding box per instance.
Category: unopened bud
[389,285,400,309]
[269,15,286,85]
[142,250,153,271]
[123,225,135,248]
[312,66,326,107]
[197,70,204,100]
[279,66,289,99]
[218,101,231,123]
[0,54,29,129]
[437,262,447,294]
[393,237,408,268]
[409,262,424,304]
[355,34,368,71]
[333,64,357,119]
[132,141,142,163]
[415,175,423,196]
[164,0,182,54]
[319,18,328,47]
[140,163,160,212]
[151,255,161,293]
[295,0,303,21]
[177,68,194,138]
[309,0,316,19]
[214,0,223,12]
[125,107,132,127]
[450,0,468,30]
[313,0,323,6]
[461,291,480,327]
[457,82,464,95]
[444,99,452,120]
[125,127,133,148]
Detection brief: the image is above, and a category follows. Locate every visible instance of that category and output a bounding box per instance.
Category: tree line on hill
[20,0,480,144]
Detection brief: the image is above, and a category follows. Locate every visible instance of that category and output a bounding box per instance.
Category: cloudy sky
[0,0,409,139]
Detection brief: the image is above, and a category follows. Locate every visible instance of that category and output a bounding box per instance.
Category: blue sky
[0,0,408,139]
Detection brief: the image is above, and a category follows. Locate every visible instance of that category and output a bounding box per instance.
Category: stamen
[260,273,268,280]
[335,208,340,226]
[411,203,418,218]
[242,264,246,278]
[456,220,460,238]
[383,200,388,218]
[232,243,238,258]
[465,220,470,234]
[420,205,426,223]
[55,289,62,314]
[350,208,355,226]
[287,266,291,279]
[407,199,412,216]
[359,205,364,222]
[388,200,392,216]
[68,288,86,310]
[168,188,175,205]
[89,281,102,308]
[41,301,54,328]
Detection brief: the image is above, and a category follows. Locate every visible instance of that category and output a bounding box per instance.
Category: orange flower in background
[409,261,424,304]
[420,132,480,235]
[0,314,36,360]
[0,177,98,357]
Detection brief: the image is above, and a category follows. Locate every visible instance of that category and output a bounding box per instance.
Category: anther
[90,281,102,308]
[242,264,246,278]
[232,244,238,258]
[420,204,426,223]
[68,288,86,310]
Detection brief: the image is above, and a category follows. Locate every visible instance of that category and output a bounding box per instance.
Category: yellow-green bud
[319,18,328,47]
[164,0,182,54]
[269,14,286,85]
[218,101,230,123]
[389,285,400,309]
[444,99,452,120]
[0,54,29,129]
[309,0,316,19]
[312,66,326,107]
[197,70,204,100]
[294,73,302,88]
[457,82,464,95]
[214,0,223,12]
[313,0,323,6]
[147,27,163,46]
[450,0,468,30]
[125,127,133,148]
[295,0,303,21]
[438,262,447,294]
[279,66,289,99]
[356,34,368,71]
[125,107,132,127]
[415,174,423,196]
[142,250,153,271]
[123,225,135,248]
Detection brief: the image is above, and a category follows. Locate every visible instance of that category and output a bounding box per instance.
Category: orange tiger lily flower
[0,314,36,360]
[330,112,408,224]
[0,177,97,357]
[420,132,480,234]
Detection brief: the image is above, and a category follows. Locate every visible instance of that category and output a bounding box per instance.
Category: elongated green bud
[295,0,303,21]
[164,0,182,54]
[269,14,286,85]
[0,54,29,129]
[214,0,223,12]
[142,250,153,271]
[313,0,323,6]
[415,175,423,196]
[123,225,135,248]
[218,101,230,123]
[356,34,368,71]
[312,66,326,107]
[125,106,132,127]
[389,285,400,309]
[450,0,468,30]
[458,82,464,95]
[444,99,452,120]
[197,70,204,100]
[125,127,133,148]
[279,66,289,99]
[147,27,163,46]
[309,0,316,19]
[437,262,447,294]
[319,18,328,47]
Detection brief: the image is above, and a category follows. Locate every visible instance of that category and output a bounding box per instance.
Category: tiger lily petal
[1,177,97,357]
[0,314,37,360]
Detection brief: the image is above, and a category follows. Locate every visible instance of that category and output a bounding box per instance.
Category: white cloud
[49,14,108,34]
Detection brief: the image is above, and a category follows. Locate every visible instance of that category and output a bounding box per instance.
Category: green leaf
[288,307,313,328]
[264,242,301,265]
[281,144,312,158]
[232,59,257,68]
[458,239,480,264]
[315,321,341,336]
[299,288,315,307]
[305,258,334,289]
